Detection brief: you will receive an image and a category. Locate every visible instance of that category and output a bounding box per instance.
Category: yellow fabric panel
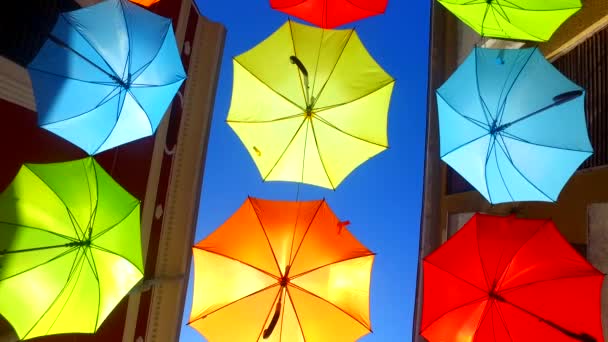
[194,199,281,276]
[313,30,393,109]
[228,61,304,122]
[235,22,305,109]
[289,202,372,276]
[249,198,324,275]
[312,115,387,188]
[228,117,307,183]
[291,255,374,330]
[316,81,393,146]
[289,21,353,100]
[190,285,280,342]
[189,249,277,322]
[264,118,333,188]
[288,285,371,341]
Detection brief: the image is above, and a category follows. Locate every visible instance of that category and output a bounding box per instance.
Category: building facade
[413,1,608,341]
[0,0,225,341]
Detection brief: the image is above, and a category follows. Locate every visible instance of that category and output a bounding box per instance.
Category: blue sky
[180,1,430,340]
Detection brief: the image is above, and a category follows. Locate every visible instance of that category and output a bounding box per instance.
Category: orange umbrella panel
[188,197,375,342]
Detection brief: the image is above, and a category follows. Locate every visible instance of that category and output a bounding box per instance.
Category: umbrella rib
[492,139,515,202]
[39,86,122,127]
[288,20,311,108]
[499,91,584,131]
[58,14,122,79]
[90,203,140,241]
[127,88,155,132]
[288,283,372,331]
[288,200,325,268]
[131,23,172,81]
[263,117,308,182]
[495,48,537,125]
[421,296,490,333]
[289,253,375,280]
[495,1,581,12]
[483,136,496,203]
[23,165,83,237]
[83,159,94,235]
[27,66,114,86]
[45,253,88,335]
[251,201,287,276]
[310,27,325,96]
[89,244,144,275]
[435,91,489,130]
[188,284,280,324]
[21,249,85,339]
[0,221,77,243]
[480,3,491,37]
[285,287,308,342]
[255,287,283,341]
[423,260,489,294]
[0,246,79,282]
[226,113,306,124]
[192,247,279,280]
[308,120,336,189]
[440,133,489,159]
[278,289,288,342]
[312,78,394,115]
[493,139,555,201]
[129,77,186,88]
[471,299,494,342]
[497,298,597,341]
[499,273,603,295]
[118,0,131,81]
[473,48,496,125]
[494,302,515,342]
[314,115,388,148]
[493,219,551,290]
[233,58,306,112]
[499,131,592,153]
[310,29,355,108]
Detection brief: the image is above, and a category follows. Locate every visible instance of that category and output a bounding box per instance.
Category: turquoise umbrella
[27,0,186,155]
[437,47,592,204]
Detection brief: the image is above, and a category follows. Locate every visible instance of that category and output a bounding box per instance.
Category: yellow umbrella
[227,20,395,189]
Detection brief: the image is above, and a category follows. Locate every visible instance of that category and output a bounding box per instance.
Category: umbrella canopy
[188,197,374,341]
[28,0,186,155]
[421,213,604,342]
[437,0,581,42]
[227,20,394,189]
[269,0,388,29]
[438,47,592,204]
[0,157,144,340]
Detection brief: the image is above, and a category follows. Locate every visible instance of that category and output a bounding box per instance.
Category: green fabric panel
[90,160,140,237]
[0,249,80,339]
[25,158,97,236]
[92,205,144,273]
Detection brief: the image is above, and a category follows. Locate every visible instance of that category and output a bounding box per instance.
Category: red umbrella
[269,0,387,29]
[421,213,604,342]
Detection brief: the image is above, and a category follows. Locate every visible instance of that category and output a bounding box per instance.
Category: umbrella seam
[0,247,79,282]
[255,286,284,341]
[310,28,355,108]
[492,141,515,204]
[314,78,395,115]
[422,261,489,296]
[494,219,551,290]
[493,139,555,201]
[343,0,386,14]
[483,136,495,203]
[90,202,140,241]
[191,247,279,280]
[23,165,83,237]
[435,91,489,130]
[89,244,145,275]
[288,20,310,108]
[287,200,325,268]
[498,272,604,295]
[262,117,309,182]
[288,283,372,332]
[289,253,375,279]
[28,66,114,85]
[226,112,305,124]
[493,301,515,342]
[38,86,122,128]
[420,293,488,333]
[308,119,336,189]
[440,133,489,159]
[0,221,77,243]
[131,23,173,82]
[21,249,85,339]
[285,287,308,342]
[60,14,122,79]
[232,58,306,112]
[127,88,155,132]
[496,48,537,126]
[187,284,281,324]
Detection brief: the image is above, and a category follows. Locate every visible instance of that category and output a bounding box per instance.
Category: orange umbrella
[188,197,375,341]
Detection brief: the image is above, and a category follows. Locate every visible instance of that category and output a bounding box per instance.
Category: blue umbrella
[28,0,186,154]
[437,47,592,204]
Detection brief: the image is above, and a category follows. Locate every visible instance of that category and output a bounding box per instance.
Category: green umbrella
[0,157,143,340]
[437,0,582,42]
